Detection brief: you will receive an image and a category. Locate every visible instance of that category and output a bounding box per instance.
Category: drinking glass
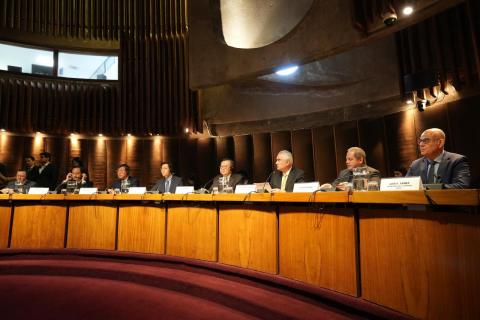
[66,180,77,194]
[121,180,130,194]
[352,167,369,191]
[14,181,24,194]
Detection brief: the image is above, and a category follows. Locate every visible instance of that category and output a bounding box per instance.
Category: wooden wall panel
[233,135,253,183]
[312,126,337,184]
[291,129,315,182]
[196,138,216,188]
[215,136,234,163]
[333,121,359,175]
[0,94,479,189]
[105,139,126,189]
[384,110,418,175]
[447,96,480,187]
[358,118,388,176]
[271,131,292,163]
[252,133,272,182]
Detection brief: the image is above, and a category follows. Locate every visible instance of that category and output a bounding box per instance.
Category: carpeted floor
[0,250,412,320]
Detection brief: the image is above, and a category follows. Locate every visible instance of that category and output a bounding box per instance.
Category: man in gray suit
[321,147,380,191]
[210,159,245,192]
[1,170,37,194]
[151,162,183,193]
[406,128,470,189]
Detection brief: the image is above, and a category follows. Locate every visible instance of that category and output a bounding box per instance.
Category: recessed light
[402,6,414,16]
[275,65,299,76]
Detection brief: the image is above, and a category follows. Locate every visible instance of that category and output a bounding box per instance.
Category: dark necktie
[427,160,436,183]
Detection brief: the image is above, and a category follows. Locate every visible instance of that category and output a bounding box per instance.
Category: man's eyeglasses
[417,138,437,145]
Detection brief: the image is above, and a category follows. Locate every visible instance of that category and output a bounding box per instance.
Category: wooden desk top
[0,190,478,206]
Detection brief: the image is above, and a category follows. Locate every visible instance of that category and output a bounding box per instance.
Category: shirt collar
[283,168,292,177]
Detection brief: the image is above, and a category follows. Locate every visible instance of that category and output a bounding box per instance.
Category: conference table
[1,190,479,319]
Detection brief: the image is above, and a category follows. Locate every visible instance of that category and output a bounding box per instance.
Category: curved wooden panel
[360,209,480,319]
[252,133,272,182]
[118,205,166,254]
[312,126,337,184]
[166,205,217,261]
[291,129,314,181]
[10,204,66,248]
[0,205,11,248]
[279,207,358,296]
[67,204,117,250]
[218,205,277,274]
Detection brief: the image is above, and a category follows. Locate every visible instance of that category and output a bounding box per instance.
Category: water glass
[14,181,24,194]
[352,167,369,191]
[367,180,379,191]
[66,180,77,194]
[121,180,130,193]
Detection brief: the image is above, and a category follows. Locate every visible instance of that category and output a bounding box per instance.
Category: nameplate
[79,188,98,195]
[128,187,147,194]
[175,186,194,194]
[235,184,256,194]
[293,182,320,193]
[28,187,49,195]
[380,177,423,191]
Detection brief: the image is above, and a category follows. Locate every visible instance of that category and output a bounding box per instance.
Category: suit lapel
[436,152,449,183]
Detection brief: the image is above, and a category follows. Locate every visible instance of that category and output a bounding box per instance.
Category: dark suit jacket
[151,175,183,193]
[332,166,380,188]
[36,163,59,190]
[25,166,39,182]
[406,151,470,189]
[55,180,94,193]
[269,167,305,192]
[6,180,37,192]
[210,173,245,191]
[112,176,140,189]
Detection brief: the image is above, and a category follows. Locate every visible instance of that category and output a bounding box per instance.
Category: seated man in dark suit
[269,150,305,192]
[55,166,93,192]
[406,128,470,189]
[36,152,59,190]
[321,147,380,191]
[111,164,140,191]
[210,159,244,192]
[151,162,183,193]
[1,170,37,194]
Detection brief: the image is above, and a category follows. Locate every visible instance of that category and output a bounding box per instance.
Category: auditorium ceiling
[189,0,466,136]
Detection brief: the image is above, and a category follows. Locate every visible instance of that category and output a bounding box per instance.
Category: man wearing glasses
[406,128,470,189]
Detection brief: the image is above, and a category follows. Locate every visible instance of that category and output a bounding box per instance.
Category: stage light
[417,99,427,112]
[406,99,414,105]
[0,129,5,132]
[98,133,103,137]
[184,128,190,133]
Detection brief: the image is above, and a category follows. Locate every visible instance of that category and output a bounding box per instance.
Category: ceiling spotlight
[184,128,190,133]
[127,133,132,137]
[0,129,5,132]
[98,133,103,137]
[417,99,427,112]
[406,99,414,105]
[275,65,299,76]
[402,6,414,16]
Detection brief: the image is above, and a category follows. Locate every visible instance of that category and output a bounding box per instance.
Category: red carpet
[0,250,412,319]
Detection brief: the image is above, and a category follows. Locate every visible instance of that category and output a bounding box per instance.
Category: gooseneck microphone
[261,170,275,193]
[198,177,215,194]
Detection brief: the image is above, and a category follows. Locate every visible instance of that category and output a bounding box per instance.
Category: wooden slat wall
[0,0,198,136]
[1,94,479,190]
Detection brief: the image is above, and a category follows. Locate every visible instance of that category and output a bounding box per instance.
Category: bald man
[406,128,470,189]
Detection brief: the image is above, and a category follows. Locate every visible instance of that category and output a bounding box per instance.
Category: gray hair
[277,150,293,164]
[347,147,366,165]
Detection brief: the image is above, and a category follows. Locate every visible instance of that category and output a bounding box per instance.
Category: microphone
[434,174,441,183]
[197,177,215,194]
[260,170,275,193]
